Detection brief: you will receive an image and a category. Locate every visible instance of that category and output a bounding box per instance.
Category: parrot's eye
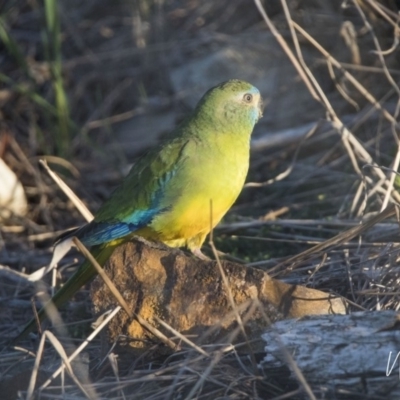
[243,93,253,103]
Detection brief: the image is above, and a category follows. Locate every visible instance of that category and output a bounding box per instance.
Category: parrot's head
[195,80,263,135]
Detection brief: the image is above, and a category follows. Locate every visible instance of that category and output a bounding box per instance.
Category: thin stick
[39,159,93,222]
[39,307,121,391]
[31,296,42,336]
[253,0,320,102]
[73,238,132,317]
[292,22,399,130]
[154,316,209,357]
[28,331,95,399]
[208,200,258,372]
[351,0,400,212]
[268,204,397,276]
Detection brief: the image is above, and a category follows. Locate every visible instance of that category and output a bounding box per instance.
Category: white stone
[0,157,28,220]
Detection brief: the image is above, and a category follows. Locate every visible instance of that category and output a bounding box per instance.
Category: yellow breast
[141,135,250,249]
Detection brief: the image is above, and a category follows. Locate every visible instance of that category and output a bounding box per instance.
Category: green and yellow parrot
[14,79,263,342]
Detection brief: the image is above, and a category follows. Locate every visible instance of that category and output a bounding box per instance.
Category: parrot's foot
[191,248,211,261]
[133,236,172,252]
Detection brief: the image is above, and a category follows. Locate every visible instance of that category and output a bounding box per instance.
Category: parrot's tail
[10,243,117,345]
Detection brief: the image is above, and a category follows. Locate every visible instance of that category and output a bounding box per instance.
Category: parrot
[13,79,263,343]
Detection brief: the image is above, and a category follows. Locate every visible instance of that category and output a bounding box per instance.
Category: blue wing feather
[72,166,175,246]
[75,209,157,246]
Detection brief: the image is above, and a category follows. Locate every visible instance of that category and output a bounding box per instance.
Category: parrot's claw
[133,236,173,252]
[191,248,211,261]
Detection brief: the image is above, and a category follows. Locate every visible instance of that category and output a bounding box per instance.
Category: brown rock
[91,239,345,350]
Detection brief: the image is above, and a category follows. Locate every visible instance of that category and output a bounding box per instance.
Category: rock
[0,157,27,221]
[91,239,345,351]
[261,311,400,398]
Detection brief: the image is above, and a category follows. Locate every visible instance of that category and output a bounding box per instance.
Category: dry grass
[1,0,400,398]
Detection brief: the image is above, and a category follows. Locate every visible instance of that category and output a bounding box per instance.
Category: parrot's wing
[74,137,189,246]
[29,137,189,281]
